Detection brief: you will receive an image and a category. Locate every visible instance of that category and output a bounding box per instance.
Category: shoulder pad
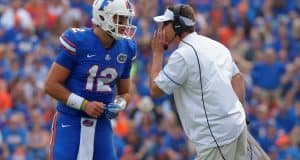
[59,28,86,53]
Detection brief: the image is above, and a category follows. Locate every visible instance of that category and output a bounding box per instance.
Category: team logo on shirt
[117,53,127,63]
[83,119,94,127]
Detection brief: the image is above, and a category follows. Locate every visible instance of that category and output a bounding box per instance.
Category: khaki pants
[196,127,247,160]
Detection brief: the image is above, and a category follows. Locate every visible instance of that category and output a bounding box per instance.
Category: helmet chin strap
[107,30,122,40]
[106,30,115,39]
[97,25,118,40]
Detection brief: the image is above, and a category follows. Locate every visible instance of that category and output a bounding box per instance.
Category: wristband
[66,93,85,110]
[80,100,88,111]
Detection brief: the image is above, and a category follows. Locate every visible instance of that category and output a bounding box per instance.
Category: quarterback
[44,0,137,159]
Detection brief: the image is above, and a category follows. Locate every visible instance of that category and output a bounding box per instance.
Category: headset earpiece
[173,5,184,36]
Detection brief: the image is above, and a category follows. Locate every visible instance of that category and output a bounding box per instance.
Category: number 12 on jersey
[85,65,118,92]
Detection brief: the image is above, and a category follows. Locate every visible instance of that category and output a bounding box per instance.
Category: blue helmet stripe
[99,0,109,10]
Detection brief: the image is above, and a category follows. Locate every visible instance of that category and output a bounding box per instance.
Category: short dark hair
[168,4,195,33]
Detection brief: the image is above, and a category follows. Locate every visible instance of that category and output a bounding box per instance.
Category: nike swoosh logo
[87,54,96,58]
[61,124,72,128]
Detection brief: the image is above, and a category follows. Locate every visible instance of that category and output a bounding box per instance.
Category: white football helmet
[92,0,137,40]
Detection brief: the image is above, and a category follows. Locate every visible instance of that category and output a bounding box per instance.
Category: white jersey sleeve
[231,61,240,77]
[154,52,188,94]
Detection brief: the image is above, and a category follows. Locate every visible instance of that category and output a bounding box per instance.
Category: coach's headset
[171,5,227,160]
[173,4,186,37]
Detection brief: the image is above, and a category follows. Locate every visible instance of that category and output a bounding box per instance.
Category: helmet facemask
[107,11,137,40]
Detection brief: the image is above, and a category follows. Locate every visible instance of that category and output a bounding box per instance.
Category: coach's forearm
[150,53,164,97]
[231,73,245,105]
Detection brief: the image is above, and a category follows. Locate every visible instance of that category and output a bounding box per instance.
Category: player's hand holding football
[104,97,127,119]
[84,101,105,118]
[152,27,166,55]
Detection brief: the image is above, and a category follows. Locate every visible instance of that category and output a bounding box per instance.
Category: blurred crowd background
[0,0,299,160]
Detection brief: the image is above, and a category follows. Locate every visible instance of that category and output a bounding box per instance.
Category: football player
[44,0,137,159]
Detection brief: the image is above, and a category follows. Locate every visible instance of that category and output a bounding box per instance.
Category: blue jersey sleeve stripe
[61,46,75,55]
[59,36,76,53]
[61,35,76,47]
[131,54,137,61]
[162,69,182,86]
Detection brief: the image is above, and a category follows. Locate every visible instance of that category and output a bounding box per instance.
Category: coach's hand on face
[84,101,105,118]
[152,27,167,55]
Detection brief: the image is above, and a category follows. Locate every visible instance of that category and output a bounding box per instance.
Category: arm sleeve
[231,61,240,77]
[120,41,137,79]
[55,49,77,70]
[154,52,188,94]
[55,29,78,70]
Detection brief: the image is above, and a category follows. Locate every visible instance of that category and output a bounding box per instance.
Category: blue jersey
[55,28,137,117]
[50,28,136,159]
